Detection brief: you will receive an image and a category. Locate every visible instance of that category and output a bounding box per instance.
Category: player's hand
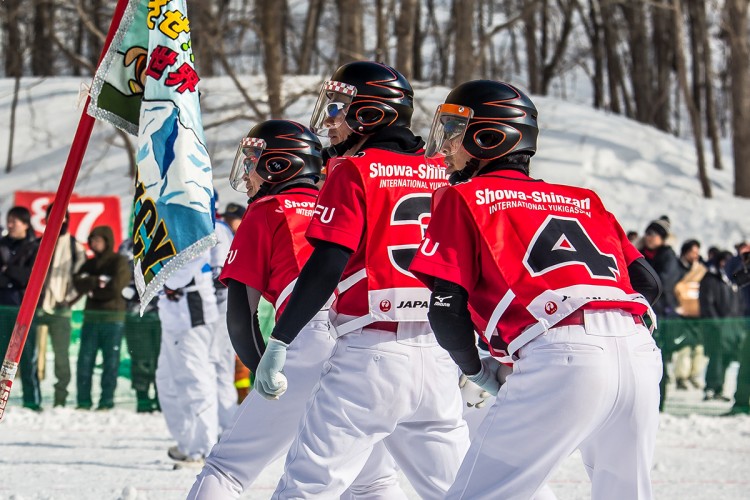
[255,338,289,400]
[459,373,491,409]
[465,357,504,396]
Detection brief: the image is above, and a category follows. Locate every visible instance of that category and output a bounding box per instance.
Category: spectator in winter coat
[118,238,161,413]
[72,226,129,410]
[640,215,682,411]
[700,251,745,402]
[35,205,87,407]
[673,239,707,390]
[726,246,750,415]
[0,206,41,410]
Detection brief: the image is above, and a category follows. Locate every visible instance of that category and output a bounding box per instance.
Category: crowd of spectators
[0,205,748,416]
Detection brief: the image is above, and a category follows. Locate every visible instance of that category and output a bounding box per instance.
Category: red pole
[0,0,131,421]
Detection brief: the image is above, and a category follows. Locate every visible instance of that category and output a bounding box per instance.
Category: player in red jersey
[409,80,663,500]
[188,120,401,499]
[255,61,470,499]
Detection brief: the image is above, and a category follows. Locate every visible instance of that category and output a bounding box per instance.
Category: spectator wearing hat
[0,206,41,410]
[640,215,682,411]
[700,250,745,401]
[221,202,245,234]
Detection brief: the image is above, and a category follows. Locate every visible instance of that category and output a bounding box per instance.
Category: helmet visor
[424,104,474,159]
[229,137,266,192]
[310,81,357,136]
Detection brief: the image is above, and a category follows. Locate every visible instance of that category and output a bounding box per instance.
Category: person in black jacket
[640,215,682,411]
[700,250,745,401]
[72,226,130,410]
[0,206,41,410]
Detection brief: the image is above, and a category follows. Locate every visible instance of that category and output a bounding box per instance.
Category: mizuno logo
[434,295,452,303]
[275,207,285,213]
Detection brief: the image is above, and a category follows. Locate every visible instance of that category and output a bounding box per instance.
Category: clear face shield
[229,137,267,192]
[310,80,357,136]
[424,104,474,159]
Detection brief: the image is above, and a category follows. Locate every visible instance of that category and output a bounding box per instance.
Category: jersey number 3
[388,194,432,276]
[523,215,619,280]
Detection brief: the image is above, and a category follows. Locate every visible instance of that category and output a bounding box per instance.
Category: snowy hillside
[0,76,747,249]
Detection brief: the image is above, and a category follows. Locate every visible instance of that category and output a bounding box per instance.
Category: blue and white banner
[87,0,216,312]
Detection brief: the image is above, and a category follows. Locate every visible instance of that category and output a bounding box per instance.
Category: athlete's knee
[346,474,407,500]
[187,464,243,500]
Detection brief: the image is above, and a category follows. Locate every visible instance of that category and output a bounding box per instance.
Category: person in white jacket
[156,252,220,467]
[210,215,240,431]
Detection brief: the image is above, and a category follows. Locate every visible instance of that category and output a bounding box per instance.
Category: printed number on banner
[388,194,432,276]
[523,215,619,280]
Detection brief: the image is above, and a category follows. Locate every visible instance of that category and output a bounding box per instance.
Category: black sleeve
[628,257,663,306]
[427,278,481,376]
[271,241,352,345]
[226,279,266,372]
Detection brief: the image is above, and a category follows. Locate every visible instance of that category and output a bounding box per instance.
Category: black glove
[163,286,184,302]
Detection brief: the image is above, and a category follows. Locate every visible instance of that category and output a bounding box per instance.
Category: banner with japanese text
[86,0,216,312]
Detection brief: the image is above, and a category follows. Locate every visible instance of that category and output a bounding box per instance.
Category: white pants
[448,311,662,500]
[187,318,404,499]
[211,311,239,432]
[272,327,470,500]
[156,324,218,459]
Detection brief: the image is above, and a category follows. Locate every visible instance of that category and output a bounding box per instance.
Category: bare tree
[257,0,285,118]
[686,0,723,171]
[651,0,674,131]
[32,0,56,75]
[620,0,654,125]
[298,0,325,74]
[396,0,419,78]
[336,0,364,64]
[725,0,750,197]
[672,0,711,198]
[454,0,476,85]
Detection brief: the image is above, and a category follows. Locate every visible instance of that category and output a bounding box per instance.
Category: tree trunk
[585,0,605,109]
[191,0,217,77]
[650,0,673,132]
[692,0,723,171]
[600,0,624,114]
[726,0,750,197]
[3,0,23,76]
[375,0,388,63]
[396,0,419,78]
[412,0,424,80]
[87,0,104,70]
[620,0,652,124]
[523,1,540,93]
[5,74,20,173]
[453,0,476,85]
[336,0,364,65]
[672,0,711,198]
[32,0,55,75]
[298,0,324,74]
[540,0,576,96]
[258,0,284,118]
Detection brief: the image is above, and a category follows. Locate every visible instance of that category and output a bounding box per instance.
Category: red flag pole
[0,0,131,421]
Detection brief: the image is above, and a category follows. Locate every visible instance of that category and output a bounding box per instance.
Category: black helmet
[229,120,323,191]
[311,61,414,136]
[442,80,538,161]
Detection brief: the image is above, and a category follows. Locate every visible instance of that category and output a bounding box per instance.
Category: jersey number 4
[523,215,619,280]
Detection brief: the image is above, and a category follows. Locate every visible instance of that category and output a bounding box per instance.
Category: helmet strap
[322,132,364,162]
[448,158,481,185]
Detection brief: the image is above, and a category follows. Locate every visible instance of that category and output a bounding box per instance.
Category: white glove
[465,356,504,396]
[254,338,289,400]
[459,373,491,409]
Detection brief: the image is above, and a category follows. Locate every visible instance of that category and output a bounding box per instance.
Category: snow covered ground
[1,76,750,498]
[1,367,749,500]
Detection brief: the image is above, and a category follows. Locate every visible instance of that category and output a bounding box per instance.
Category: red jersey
[220,187,319,319]
[305,148,449,334]
[410,170,650,357]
